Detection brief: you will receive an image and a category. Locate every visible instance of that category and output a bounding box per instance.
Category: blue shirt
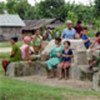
[62,28,76,39]
[62,49,73,62]
[81,34,91,48]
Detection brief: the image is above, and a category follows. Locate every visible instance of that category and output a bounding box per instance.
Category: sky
[0,0,94,6]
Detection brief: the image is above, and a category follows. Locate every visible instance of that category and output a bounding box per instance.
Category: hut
[22,18,63,36]
[0,13,25,40]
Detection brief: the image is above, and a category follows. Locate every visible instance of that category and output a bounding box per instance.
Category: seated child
[58,41,73,80]
[90,31,100,52]
[80,27,91,49]
[21,36,31,61]
[45,37,63,78]
[89,32,100,70]
[2,37,21,75]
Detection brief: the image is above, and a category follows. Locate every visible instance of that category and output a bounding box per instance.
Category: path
[0,48,11,53]
[16,75,92,90]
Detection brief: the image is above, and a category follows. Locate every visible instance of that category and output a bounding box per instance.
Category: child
[80,27,91,49]
[21,36,31,61]
[45,37,63,78]
[90,32,100,52]
[31,28,42,54]
[89,32,100,70]
[58,41,73,80]
[2,37,21,75]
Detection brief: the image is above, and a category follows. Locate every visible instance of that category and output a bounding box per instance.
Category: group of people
[1,20,100,80]
[2,28,43,75]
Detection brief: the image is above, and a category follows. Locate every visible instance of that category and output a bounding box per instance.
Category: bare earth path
[0,48,11,53]
[16,75,92,90]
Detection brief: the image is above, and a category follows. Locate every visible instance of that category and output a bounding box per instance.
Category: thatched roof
[0,14,25,27]
[23,18,56,30]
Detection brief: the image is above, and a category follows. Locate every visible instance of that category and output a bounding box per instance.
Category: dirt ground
[16,75,93,90]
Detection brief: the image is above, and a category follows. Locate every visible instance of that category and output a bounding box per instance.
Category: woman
[46,37,63,78]
[2,37,21,75]
[32,28,42,54]
[21,36,31,61]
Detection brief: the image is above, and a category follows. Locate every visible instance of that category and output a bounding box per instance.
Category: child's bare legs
[58,62,64,79]
[63,62,70,80]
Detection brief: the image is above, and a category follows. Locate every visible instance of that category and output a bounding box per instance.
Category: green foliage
[67,11,78,25]
[0,2,6,13]
[0,68,100,100]
[94,18,100,29]
[35,0,66,20]
[0,0,99,28]
[95,0,100,16]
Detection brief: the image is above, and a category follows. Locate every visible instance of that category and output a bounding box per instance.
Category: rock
[69,50,92,81]
[70,64,93,81]
[74,50,88,65]
[92,71,100,91]
[6,61,47,77]
[42,39,86,55]
[87,49,100,60]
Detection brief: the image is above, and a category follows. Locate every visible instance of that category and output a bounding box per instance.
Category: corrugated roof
[0,14,25,27]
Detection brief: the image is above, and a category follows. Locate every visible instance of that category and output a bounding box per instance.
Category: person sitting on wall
[45,37,64,78]
[57,41,73,80]
[31,28,42,54]
[2,37,22,75]
[90,32,100,52]
[80,27,92,49]
[61,20,77,39]
[21,36,32,61]
[88,32,100,70]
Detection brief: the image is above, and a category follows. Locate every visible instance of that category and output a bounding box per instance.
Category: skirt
[58,61,71,69]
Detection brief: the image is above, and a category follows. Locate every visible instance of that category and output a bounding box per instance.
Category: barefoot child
[58,41,73,79]
[2,37,21,75]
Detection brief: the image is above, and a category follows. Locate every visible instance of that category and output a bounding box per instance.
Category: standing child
[58,41,73,80]
[2,37,21,75]
[80,27,91,49]
[31,28,42,54]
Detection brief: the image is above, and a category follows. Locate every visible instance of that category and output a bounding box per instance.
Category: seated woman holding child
[2,37,22,75]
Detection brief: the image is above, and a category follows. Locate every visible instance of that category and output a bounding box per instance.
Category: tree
[36,0,66,20]
[95,0,100,16]
[0,2,6,13]
[6,0,35,19]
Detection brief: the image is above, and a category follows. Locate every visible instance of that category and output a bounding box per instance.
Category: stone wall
[6,61,46,77]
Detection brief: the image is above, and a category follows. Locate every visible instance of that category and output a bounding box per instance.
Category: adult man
[61,20,76,39]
